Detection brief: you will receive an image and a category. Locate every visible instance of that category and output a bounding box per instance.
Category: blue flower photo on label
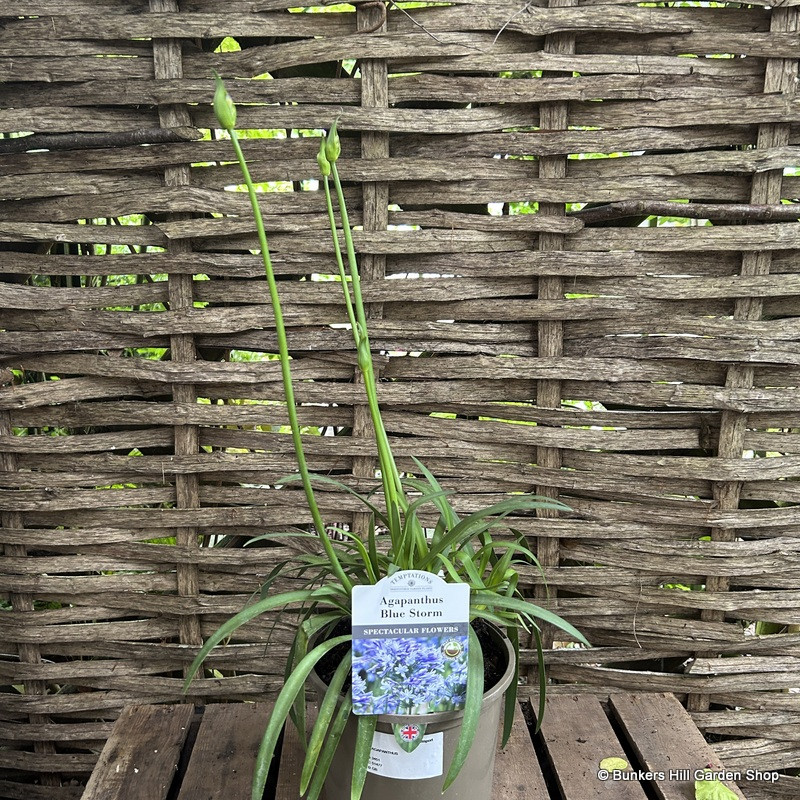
[352,634,469,715]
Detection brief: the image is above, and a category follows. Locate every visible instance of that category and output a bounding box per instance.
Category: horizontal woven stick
[0,126,200,155]
[572,200,800,225]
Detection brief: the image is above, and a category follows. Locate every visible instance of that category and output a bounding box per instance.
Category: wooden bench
[80,693,746,800]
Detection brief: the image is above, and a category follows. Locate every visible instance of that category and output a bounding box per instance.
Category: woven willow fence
[2,1,800,798]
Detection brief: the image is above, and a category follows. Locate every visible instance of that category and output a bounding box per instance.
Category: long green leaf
[400,485,455,564]
[351,714,377,800]
[182,589,320,693]
[436,552,463,585]
[471,592,590,647]
[442,626,484,792]
[301,650,352,794]
[418,496,569,571]
[475,531,494,578]
[307,689,353,800]
[367,516,380,584]
[501,625,519,748]
[483,545,516,592]
[469,607,510,628]
[507,528,539,564]
[531,624,547,733]
[252,635,351,800]
[278,472,388,526]
[410,456,460,529]
[454,549,486,590]
[302,584,352,613]
[286,620,307,737]
[327,527,378,584]
[291,611,345,734]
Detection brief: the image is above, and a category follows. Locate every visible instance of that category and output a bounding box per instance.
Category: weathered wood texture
[80,696,736,800]
[79,703,274,800]
[1,1,800,798]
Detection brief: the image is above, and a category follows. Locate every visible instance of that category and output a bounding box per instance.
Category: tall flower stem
[321,176,359,337]
[227,131,352,593]
[326,164,408,540]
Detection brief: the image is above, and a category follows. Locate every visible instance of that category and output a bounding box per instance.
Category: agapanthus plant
[183,75,590,800]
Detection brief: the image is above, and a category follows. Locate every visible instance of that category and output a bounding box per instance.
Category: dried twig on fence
[570,200,800,225]
[0,127,201,155]
[493,0,537,44]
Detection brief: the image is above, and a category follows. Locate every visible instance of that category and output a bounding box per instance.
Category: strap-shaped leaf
[182,588,321,693]
[471,591,590,647]
[418,496,569,571]
[291,611,346,734]
[252,634,351,800]
[442,625,484,792]
[501,625,519,748]
[351,714,378,800]
[410,456,460,529]
[306,689,353,800]
[300,650,352,794]
[530,625,547,734]
[278,472,388,526]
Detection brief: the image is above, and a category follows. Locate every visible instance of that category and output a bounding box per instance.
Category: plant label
[351,570,470,715]
[368,730,444,779]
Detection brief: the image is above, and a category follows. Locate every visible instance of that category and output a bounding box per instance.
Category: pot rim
[309,621,516,725]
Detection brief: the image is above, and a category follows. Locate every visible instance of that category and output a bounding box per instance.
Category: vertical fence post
[688,5,800,714]
[0,410,60,787]
[149,0,204,668]
[352,4,390,537]
[532,0,578,668]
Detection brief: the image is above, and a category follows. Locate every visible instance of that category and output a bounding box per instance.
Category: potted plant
[183,76,589,800]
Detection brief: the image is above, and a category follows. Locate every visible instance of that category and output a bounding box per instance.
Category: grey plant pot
[309,624,515,800]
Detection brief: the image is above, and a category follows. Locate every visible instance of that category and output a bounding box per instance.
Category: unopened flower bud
[212,71,236,130]
[357,339,372,373]
[324,118,341,164]
[317,138,331,177]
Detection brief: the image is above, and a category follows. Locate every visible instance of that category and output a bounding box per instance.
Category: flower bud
[324,118,341,164]
[212,71,236,130]
[357,339,372,373]
[317,138,331,177]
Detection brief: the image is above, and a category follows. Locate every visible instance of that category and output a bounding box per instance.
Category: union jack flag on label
[400,724,420,742]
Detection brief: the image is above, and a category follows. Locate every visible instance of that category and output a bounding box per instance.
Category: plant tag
[351,570,470,716]
[368,730,443,779]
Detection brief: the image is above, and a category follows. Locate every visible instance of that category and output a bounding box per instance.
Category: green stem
[329,163,405,512]
[229,131,352,593]
[322,176,359,335]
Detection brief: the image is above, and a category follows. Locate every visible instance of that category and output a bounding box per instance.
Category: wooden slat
[5,0,800,788]
[491,702,550,800]
[538,694,648,800]
[610,693,746,800]
[177,703,273,800]
[80,704,194,800]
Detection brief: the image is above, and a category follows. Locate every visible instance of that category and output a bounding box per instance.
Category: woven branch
[2,2,800,795]
[0,126,201,155]
[571,200,800,225]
